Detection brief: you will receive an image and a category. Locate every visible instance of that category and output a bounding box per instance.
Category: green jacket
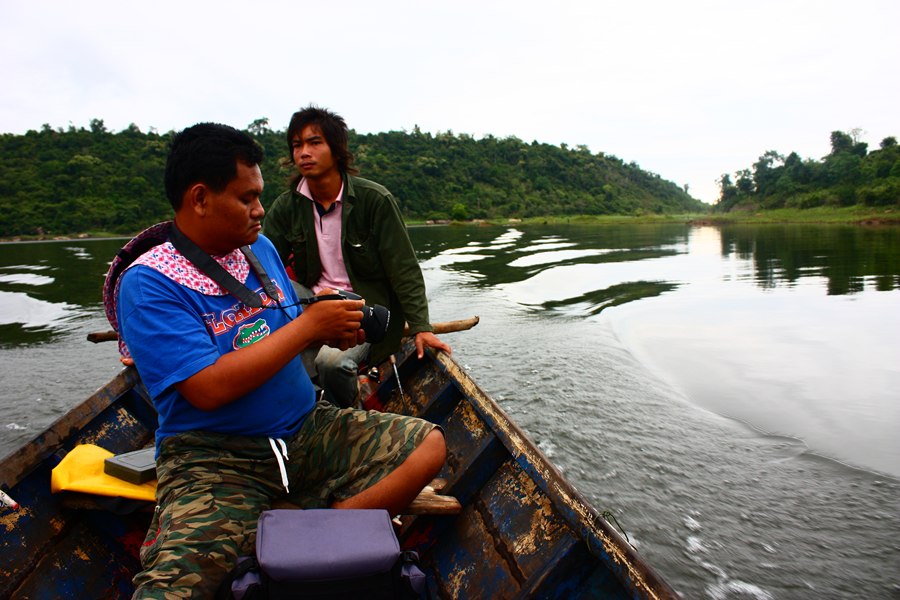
[262,174,432,364]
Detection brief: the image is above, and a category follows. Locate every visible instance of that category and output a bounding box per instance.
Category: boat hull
[0,341,677,599]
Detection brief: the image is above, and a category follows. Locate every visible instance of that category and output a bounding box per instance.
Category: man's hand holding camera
[301,288,366,351]
[299,288,391,351]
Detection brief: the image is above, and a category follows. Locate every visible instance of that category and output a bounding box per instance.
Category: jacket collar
[292,172,355,204]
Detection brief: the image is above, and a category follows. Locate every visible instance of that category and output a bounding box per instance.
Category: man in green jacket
[263,106,451,407]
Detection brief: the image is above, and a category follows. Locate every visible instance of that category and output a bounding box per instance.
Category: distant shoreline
[0,232,127,244]
[2,207,898,243]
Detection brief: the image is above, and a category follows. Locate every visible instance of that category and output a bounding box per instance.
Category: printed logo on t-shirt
[233,318,271,349]
[202,281,287,337]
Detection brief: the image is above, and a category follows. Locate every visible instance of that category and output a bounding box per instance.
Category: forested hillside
[715,130,900,211]
[0,119,704,237]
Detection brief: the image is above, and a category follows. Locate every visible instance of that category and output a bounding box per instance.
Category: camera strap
[240,244,282,305]
[168,225,278,309]
[302,293,351,304]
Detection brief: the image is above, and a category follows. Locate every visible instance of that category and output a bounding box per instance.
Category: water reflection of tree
[0,239,117,345]
[719,225,900,295]
[539,281,679,316]
[0,322,58,346]
[0,239,124,306]
[410,224,686,287]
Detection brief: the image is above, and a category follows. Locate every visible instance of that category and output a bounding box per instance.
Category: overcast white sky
[2,0,897,204]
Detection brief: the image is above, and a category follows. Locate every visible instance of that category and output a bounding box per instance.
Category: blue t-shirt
[117,235,314,449]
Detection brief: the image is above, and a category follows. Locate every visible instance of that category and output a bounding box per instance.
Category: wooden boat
[0,329,678,599]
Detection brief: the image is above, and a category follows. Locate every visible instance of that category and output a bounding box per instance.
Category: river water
[1,223,898,599]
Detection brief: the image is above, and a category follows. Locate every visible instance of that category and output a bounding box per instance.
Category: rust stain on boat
[0,504,29,533]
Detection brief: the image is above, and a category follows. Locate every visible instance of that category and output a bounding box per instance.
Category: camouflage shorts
[131,401,435,599]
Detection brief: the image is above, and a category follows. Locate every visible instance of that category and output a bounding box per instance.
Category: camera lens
[360,304,390,343]
[318,290,391,343]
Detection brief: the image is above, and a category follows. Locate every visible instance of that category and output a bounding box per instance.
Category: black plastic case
[103,447,157,484]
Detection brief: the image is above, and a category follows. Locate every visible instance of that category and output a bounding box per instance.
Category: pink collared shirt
[297,178,353,294]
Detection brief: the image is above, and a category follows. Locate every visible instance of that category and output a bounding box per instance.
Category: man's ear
[184,183,208,216]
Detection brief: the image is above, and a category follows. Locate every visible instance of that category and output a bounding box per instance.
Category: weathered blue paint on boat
[0,367,156,599]
[0,340,678,599]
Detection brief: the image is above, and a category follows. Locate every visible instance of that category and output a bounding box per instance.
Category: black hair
[164,122,264,210]
[286,106,358,175]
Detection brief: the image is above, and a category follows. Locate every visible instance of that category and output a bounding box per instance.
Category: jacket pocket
[344,234,383,281]
[289,230,309,280]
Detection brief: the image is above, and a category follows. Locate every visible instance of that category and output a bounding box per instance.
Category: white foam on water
[679,514,773,599]
[707,580,774,600]
[684,515,702,532]
[537,438,556,458]
[685,535,706,554]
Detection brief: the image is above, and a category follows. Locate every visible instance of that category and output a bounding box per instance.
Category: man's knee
[416,429,447,477]
[315,347,363,407]
[315,347,359,377]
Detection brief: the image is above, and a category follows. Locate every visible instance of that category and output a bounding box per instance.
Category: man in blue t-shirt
[116,123,445,599]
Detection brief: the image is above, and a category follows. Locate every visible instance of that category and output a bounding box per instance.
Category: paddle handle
[408,316,479,336]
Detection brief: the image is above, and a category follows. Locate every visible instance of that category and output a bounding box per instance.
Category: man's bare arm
[176,299,363,410]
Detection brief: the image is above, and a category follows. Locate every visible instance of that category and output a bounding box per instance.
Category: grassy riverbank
[3,206,898,243]
[680,205,900,225]
[412,205,900,227]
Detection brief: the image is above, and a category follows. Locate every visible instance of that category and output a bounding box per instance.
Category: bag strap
[215,555,261,600]
[397,550,427,599]
[168,225,273,309]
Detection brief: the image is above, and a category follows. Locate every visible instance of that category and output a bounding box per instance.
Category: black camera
[307,289,390,343]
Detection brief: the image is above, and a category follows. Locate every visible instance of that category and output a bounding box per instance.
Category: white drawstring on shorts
[268,437,290,493]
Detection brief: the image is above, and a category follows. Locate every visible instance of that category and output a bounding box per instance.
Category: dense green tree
[735,169,754,194]
[248,118,272,137]
[450,203,469,221]
[713,184,747,214]
[752,150,784,197]
[0,120,706,237]
[715,130,899,212]
[830,130,855,155]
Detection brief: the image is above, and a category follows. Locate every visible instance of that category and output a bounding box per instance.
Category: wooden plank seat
[271,478,462,515]
[402,479,462,515]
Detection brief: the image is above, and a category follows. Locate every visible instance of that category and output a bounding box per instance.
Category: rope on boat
[600,509,633,548]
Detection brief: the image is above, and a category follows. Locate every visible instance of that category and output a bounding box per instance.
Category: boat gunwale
[425,347,679,600]
[0,367,141,490]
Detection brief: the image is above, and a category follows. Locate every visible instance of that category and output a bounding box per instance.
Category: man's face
[204,161,265,254]
[291,124,338,179]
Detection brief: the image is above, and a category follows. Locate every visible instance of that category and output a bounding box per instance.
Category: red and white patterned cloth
[104,221,251,360]
[130,241,250,296]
